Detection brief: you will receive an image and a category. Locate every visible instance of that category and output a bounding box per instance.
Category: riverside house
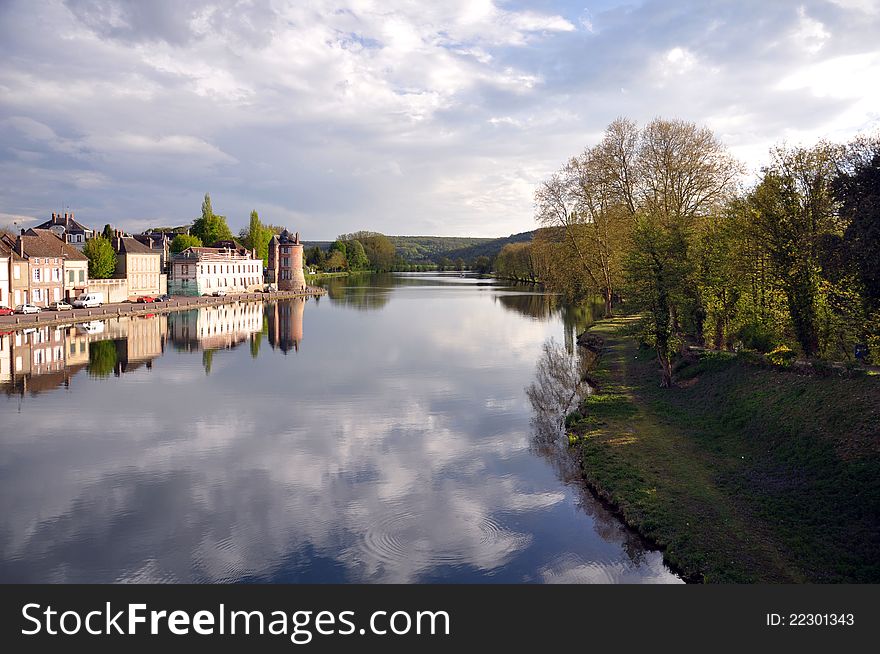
[169,245,262,297]
[0,244,8,309]
[110,233,166,300]
[32,211,95,250]
[0,229,67,308]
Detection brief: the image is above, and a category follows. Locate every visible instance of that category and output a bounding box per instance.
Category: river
[0,272,680,583]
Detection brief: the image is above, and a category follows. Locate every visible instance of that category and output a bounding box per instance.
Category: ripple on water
[360,509,532,571]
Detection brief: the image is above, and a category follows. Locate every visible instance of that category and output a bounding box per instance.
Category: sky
[1,0,879,239]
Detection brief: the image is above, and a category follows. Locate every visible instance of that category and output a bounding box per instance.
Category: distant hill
[436,231,534,263]
[389,236,493,263]
[303,231,535,264]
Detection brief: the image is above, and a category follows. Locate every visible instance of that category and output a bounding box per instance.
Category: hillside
[303,231,535,264]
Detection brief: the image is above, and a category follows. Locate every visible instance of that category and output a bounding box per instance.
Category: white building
[169,246,263,297]
[0,246,9,308]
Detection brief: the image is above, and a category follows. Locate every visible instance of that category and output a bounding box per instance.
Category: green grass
[568,317,880,583]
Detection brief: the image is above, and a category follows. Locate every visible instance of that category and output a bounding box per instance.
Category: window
[53,288,60,302]
[69,270,75,283]
[33,288,42,302]
[79,270,85,283]
[53,268,61,282]
[13,265,20,280]
[77,234,83,243]
[33,268,41,282]
[33,257,40,265]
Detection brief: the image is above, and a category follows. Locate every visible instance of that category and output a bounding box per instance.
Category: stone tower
[269,229,306,290]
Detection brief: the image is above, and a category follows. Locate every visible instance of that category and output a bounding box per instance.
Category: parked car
[135,296,155,303]
[0,307,13,316]
[212,290,227,297]
[156,294,171,302]
[49,301,72,311]
[15,304,41,314]
[72,292,104,308]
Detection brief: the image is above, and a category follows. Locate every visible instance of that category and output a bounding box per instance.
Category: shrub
[737,322,778,353]
[767,345,797,367]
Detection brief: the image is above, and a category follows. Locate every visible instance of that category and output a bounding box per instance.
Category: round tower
[277,229,306,291]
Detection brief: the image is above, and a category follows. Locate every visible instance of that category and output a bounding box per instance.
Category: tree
[344,239,369,270]
[170,233,202,253]
[191,193,233,246]
[326,250,347,271]
[495,242,536,281]
[749,143,842,358]
[102,224,115,240]
[240,210,272,264]
[341,232,396,271]
[834,139,880,309]
[305,246,326,268]
[83,236,117,278]
[472,255,493,274]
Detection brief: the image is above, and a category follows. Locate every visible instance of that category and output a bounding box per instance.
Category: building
[61,242,89,301]
[32,212,95,250]
[0,244,8,309]
[1,240,28,308]
[1,229,66,308]
[267,230,306,291]
[169,245,263,297]
[133,232,172,274]
[111,234,165,299]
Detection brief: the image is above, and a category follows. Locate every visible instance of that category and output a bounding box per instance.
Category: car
[49,301,72,311]
[155,294,171,302]
[212,290,227,297]
[72,292,103,308]
[135,296,155,303]
[15,304,41,314]
[0,307,13,316]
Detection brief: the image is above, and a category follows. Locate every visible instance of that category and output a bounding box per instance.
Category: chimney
[51,212,56,222]
[17,236,24,258]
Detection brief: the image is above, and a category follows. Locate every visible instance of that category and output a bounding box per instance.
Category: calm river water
[0,273,679,583]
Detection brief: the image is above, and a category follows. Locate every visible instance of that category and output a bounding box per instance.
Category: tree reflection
[526,337,652,568]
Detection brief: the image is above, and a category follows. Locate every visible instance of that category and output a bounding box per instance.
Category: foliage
[191,193,233,246]
[170,233,202,253]
[494,242,536,281]
[239,210,272,264]
[83,236,117,278]
[339,231,397,271]
[767,345,797,367]
[343,239,369,270]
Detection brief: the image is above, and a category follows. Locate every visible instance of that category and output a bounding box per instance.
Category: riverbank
[0,287,326,333]
[567,317,880,583]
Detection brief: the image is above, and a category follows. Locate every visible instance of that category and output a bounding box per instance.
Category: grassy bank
[567,317,880,583]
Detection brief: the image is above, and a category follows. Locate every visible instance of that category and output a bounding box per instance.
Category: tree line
[514,118,878,385]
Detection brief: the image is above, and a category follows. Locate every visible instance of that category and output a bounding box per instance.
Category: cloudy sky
[1,0,879,239]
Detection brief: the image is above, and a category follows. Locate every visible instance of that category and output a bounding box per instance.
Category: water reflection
[0,275,678,583]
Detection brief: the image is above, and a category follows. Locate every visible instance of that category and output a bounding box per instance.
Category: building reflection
[0,314,168,396]
[167,302,263,351]
[267,297,305,354]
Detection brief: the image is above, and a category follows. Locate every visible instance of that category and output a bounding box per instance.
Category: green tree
[191,193,233,246]
[102,224,115,240]
[240,210,271,264]
[170,233,202,253]
[83,236,117,278]
[835,139,880,309]
[326,250,347,271]
[749,143,842,358]
[344,239,369,270]
[361,233,396,271]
